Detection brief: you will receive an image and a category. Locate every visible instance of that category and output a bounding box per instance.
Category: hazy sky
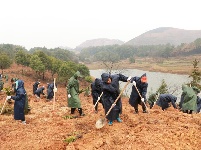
[0,0,201,50]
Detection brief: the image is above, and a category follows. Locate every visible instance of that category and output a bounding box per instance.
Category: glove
[97,97,100,100]
[133,81,136,86]
[68,94,71,98]
[141,98,145,102]
[127,76,132,81]
[6,96,11,100]
[54,88,57,92]
[112,103,116,107]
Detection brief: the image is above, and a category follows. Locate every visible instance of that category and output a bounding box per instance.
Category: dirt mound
[0,65,201,150]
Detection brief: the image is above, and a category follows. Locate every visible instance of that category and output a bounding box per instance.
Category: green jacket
[67,71,82,108]
[181,85,197,111]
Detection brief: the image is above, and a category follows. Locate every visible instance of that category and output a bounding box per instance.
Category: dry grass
[85,55,201,75]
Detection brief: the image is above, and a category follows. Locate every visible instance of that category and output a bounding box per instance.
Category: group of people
[148,85,201,114]
[3,77,56,124]
[32,80,57,101]
[90,72,148,125]
[3,70,201,126]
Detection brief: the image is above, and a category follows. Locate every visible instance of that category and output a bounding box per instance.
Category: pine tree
[189,59,201,89]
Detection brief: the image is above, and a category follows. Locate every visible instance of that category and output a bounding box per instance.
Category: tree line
[0,44,90,82]
[78,38,201,63]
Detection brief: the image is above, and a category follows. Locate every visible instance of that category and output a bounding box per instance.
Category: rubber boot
[108,120,113,125]
[71,108,76,114]
[78,108,85,116]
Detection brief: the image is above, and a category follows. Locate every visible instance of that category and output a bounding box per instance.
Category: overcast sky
[0,0,201,50]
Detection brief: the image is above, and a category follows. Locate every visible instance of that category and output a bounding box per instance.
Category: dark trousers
[134,100,146,112]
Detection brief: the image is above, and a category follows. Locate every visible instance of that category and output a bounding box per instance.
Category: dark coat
[47,83,55,100]
[34,87,45,97]
[129,74,148,107]
[197,96,201,113]
[33,81,40,94]
[101,73,128,121]
[0,79,4,91]
[156,94,177,110]
[91,78,103,104]
[11,80,26,121]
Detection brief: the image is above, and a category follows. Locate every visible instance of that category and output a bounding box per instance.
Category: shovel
[93,92,103,110]
[95,81,130,129]
[133,84,149,113]
[0,98,7,115]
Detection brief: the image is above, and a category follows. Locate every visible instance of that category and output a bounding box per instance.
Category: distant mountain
[125,27,201,46]
[75,38,124,50]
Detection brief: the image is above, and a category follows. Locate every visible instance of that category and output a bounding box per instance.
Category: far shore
[84,56,201,75]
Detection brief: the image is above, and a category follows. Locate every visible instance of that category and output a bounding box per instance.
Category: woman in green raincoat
[67,71,85,116]
[181,84,197,114]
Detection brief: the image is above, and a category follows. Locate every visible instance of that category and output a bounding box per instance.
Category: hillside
[0,64,201,150]
[75,38,124,51]
[126,27,201,46]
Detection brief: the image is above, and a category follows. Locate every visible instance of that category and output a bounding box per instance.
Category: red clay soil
[0,65,201,150]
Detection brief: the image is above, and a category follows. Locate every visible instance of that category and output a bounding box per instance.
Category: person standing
[6,80,27,124]
[33,80,40,94]
[0,78,4,91]
[67,71,85,116]
[192,86,201,113]
[46,82,57,101]
[91,78,104,113]
[129,73,148,114]
[101,73,131,125]
[181,84,197,114]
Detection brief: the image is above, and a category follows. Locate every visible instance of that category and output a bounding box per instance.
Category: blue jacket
[91,78,103,103]
[129,73,148,107]
[34,87,45,97]
[197,96,201,113]
[47,83,56,100]
[11,80,26,121]
[156,94,177,110]
[101,73,128,121]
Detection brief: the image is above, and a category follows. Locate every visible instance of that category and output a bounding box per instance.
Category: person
[197,96,201,113]
[46,82,57,101]
[129,73,148,113]
[33,80,40,94]
[91,78,104,113]
[6,80,27,124]
[155,94,177,110]
[192,86,201,113]
[11,78,18,93]
[34,86,45,99]
[101,73,131,125]
[0,78,4,91]
[67,71,85,116]
[181,84,197,114]
[5,74,8,82]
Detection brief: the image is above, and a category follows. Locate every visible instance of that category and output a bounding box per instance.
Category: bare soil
[0,64,201,150]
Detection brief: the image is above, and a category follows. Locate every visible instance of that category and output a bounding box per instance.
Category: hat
[141,73,147,83]
[101,73,110,83]
[74,71,83,78]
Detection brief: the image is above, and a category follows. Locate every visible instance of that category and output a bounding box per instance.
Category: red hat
[141,73,147,83]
